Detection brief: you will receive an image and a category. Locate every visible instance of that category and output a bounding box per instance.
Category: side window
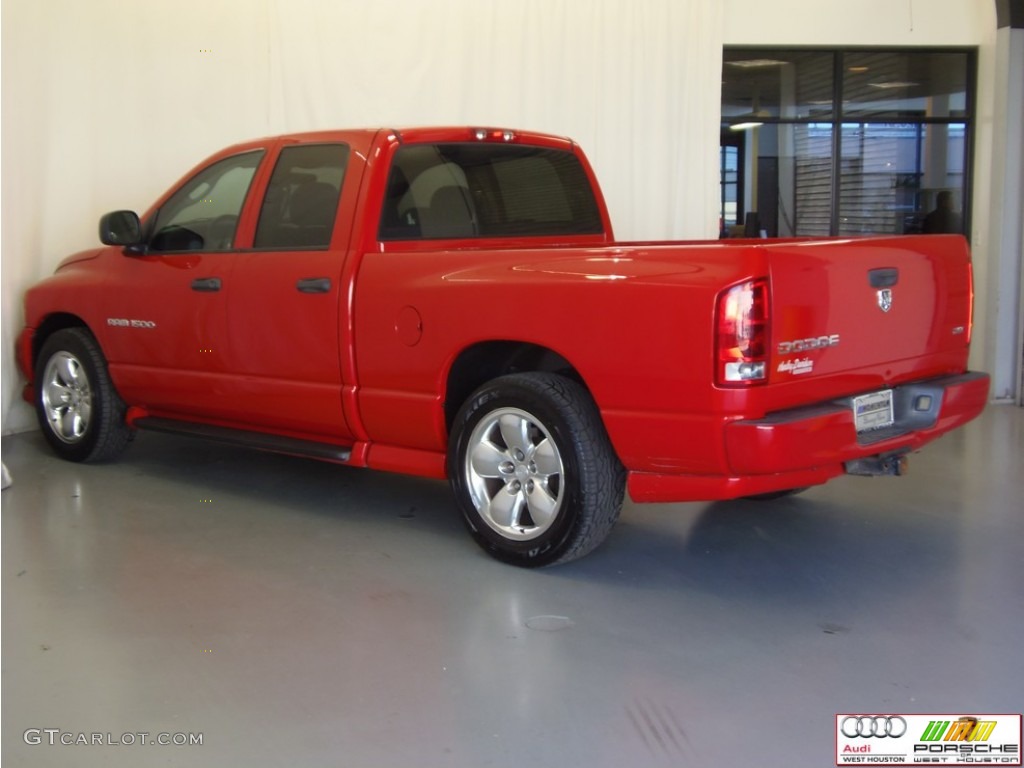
[378,143,603,240]
[254,144,349,249]
[149,150,264,252]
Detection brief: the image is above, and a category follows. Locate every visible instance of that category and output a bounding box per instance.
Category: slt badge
[877,288,893,313]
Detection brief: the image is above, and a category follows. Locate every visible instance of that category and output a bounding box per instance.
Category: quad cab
[19,127,990,566]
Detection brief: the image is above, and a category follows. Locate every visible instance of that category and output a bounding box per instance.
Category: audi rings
[841,716,908,738]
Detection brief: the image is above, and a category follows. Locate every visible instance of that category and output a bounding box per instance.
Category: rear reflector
[716,278,770,386]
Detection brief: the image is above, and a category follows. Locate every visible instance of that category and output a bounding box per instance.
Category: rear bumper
[627,371,990,503]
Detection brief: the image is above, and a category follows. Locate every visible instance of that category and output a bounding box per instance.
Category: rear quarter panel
[352,243,767,475]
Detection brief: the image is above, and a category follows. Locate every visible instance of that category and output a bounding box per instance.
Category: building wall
[0,0,724,433]
[0,1,1011,436]
[722,0,993,46]
[723,0,1010,390]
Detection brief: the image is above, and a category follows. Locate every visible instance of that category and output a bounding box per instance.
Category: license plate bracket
[853,389,894,433]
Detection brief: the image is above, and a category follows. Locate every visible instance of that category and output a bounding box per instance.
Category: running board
[134,417,352,463]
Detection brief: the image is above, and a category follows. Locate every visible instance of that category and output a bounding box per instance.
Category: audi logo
[841,716,908,738]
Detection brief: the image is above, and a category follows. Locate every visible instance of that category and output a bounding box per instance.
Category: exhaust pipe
[845,451,910,477]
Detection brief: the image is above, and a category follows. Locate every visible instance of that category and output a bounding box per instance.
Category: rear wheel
[35,328,133,462]
[448,373,625,567]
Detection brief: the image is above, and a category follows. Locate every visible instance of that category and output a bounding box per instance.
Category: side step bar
[134,417,352,463]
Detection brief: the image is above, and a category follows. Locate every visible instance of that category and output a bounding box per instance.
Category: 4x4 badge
[877,288,893,312]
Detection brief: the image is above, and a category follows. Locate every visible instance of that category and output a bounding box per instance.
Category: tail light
[966,260,974,346]
[715,277,770,386]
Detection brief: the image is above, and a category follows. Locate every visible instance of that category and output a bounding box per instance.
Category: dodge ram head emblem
[877,288,893,312]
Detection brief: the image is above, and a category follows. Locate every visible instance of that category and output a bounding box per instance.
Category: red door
[211,139,368,443]
[101,149,267,420]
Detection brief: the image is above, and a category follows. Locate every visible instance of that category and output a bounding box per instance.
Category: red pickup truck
[18,127,990,566]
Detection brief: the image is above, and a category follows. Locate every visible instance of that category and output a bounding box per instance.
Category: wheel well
[32,314,89,368]
[444,342,585,430]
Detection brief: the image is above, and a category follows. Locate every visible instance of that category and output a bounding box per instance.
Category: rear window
[379,143,603,240]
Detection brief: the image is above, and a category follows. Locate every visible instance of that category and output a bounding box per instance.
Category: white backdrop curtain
[1,0,724,433]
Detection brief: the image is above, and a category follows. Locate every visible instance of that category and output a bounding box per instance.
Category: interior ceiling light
[726,59,788,68]
[848,66,870,73]
[868,81,918,89]
[729,122,764,131]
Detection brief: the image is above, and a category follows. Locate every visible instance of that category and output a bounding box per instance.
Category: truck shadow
[7,429,958,609]
[561,491,957,610]
[7,428,464,543]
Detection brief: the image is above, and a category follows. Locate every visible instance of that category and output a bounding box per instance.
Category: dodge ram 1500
[18,127,990,566]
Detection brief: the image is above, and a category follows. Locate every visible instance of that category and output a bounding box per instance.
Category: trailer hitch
[844,450,910,477]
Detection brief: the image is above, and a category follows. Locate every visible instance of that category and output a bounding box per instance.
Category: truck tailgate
[764,235,973,402]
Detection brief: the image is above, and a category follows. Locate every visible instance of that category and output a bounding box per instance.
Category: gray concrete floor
[2,406,1022,768]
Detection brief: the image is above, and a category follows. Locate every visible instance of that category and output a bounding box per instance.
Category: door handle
[191,277,222,292]
[296,277,331,294]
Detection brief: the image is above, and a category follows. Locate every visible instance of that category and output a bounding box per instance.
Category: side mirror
[99,210,144,247]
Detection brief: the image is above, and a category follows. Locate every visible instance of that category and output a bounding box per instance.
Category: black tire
[742,487,810,501]
[448,373,625,567]
[34,327,133,462]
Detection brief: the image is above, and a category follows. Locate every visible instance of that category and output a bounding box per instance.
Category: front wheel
[448,373,625,567]
[35,328,133,462]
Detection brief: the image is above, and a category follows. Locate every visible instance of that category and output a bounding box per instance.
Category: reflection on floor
[3,406,1022,768]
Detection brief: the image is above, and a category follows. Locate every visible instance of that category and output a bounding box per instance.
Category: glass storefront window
[721,48,973,239]
[720,145,739,229]
[842,52,969,119]
[723,50,835,120]
[838,123,966,236]
[721,123,832,237]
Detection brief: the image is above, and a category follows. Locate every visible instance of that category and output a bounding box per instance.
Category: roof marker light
[472,128,516,142]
